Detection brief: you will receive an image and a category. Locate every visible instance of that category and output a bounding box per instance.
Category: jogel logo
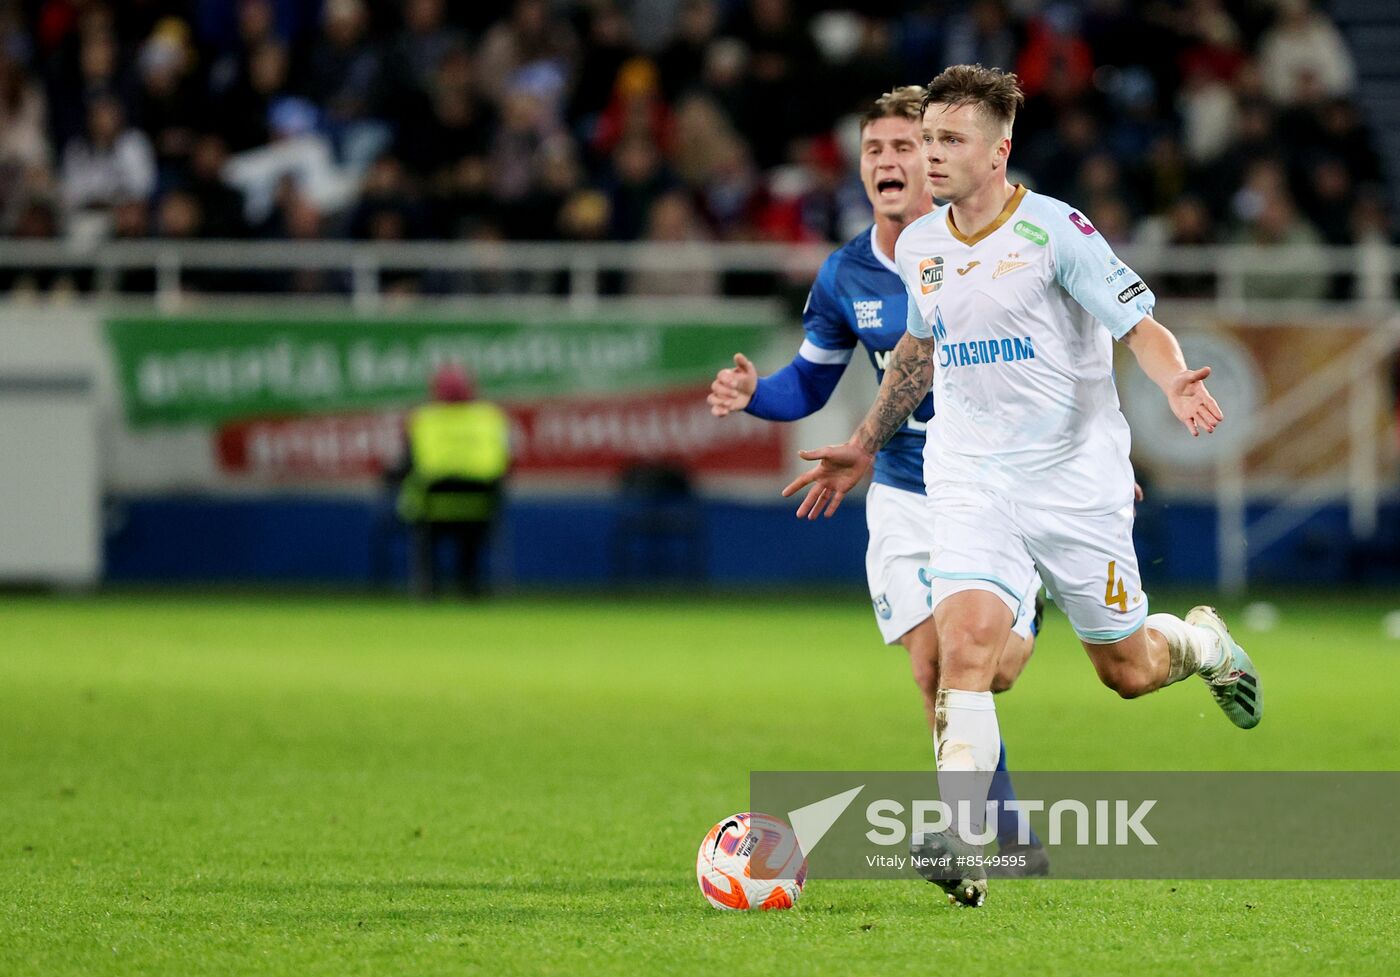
[919,256,944,295]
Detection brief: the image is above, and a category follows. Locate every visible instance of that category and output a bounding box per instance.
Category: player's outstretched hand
[707,352,758,416]
[1168,366,1223,437]
[781,441,874,520]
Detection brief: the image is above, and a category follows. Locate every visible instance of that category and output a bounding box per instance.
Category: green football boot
[1187,605,1263,729]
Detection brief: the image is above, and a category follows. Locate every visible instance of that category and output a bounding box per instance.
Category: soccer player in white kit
[783,65,1263,907]
[709,89,1049,873]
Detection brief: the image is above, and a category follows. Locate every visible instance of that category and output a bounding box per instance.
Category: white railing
[0,240,1395,314]
[1215,315,1400,594]
[2,237,1394,586]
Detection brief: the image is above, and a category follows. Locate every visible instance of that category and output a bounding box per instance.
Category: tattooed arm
[781,332,936,519]
[854,332,937,454]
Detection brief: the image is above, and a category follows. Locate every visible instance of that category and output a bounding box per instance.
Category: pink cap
[431,364,475,402]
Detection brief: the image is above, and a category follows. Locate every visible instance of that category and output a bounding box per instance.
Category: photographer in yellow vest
[397,365,510,597]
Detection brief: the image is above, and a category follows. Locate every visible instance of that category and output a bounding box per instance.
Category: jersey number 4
[1104,561,1128,612]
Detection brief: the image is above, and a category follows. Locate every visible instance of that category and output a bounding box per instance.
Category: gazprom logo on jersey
[933,305,1034,369]
[1104,259,1131,286]
[939,336,1036,369]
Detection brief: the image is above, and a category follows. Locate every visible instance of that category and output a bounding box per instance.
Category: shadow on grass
[172,876,681,895]
[139,875,727,928]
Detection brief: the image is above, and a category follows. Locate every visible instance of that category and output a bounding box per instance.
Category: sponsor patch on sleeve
[1117,280,1148,303]
[1068,211,1096,235]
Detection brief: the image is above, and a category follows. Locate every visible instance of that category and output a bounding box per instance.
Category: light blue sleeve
[904,280,931,338]
[1051,207,1156,339]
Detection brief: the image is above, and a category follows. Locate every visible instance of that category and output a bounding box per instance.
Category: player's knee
[938,620,1003,658]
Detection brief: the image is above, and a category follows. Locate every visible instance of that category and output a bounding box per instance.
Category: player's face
[921,102,1008,203]
[858,117,930,221]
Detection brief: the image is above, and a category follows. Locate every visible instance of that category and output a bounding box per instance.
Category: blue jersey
[747,225,932,495]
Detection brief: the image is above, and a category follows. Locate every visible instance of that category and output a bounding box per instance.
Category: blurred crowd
[0,0,1392,298]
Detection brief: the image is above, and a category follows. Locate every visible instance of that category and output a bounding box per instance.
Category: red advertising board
[215,385,785,479]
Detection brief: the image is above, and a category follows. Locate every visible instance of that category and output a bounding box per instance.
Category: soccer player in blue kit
[708,87,1047,874]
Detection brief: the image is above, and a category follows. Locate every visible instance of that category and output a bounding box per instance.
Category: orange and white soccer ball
[696,812,807,910]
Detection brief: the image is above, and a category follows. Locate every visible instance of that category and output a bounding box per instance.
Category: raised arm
[1042,203,1223,440]
[781,331,936,519]
[713,257,857,420]
[708,349,848,421]
[1121,315,1223,438]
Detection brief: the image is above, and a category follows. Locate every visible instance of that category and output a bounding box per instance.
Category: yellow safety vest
[398,402,510,522]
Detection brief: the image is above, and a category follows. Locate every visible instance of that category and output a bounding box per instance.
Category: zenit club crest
[873,594,892,620]
[992,252,1029,279]
[919,256,944,295]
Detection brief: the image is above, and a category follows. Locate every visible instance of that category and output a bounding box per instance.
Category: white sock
[934,689,1000,843]
[1147,613,1222,685]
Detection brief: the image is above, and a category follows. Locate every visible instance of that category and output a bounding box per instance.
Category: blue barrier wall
[103,494,1400,588]
[103,495,872,586]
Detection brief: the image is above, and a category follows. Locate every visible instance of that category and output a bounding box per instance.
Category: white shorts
[866,483,1039,645]
[925,480,1148,644]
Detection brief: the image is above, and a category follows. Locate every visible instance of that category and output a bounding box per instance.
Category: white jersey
[894,185,1156,514]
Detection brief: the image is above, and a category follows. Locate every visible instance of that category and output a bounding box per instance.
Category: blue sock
[988,740,1040,848]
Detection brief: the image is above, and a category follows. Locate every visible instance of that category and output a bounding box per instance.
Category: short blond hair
[921,64,1024,139]
[859,85,925,131]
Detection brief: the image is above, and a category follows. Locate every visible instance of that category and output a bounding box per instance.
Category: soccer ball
[695,812,807,910]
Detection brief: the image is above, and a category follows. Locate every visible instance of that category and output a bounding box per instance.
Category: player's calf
[1095,656,1161,699]
[991,632,1033,693]
[990,592,1042,693]
[1088,609,1263,726]
[1082,627,1165,698]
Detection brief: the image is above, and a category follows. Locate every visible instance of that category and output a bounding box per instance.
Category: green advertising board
[106,317,777,427]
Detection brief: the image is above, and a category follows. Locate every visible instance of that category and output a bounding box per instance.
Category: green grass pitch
[2,592,1398,976]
